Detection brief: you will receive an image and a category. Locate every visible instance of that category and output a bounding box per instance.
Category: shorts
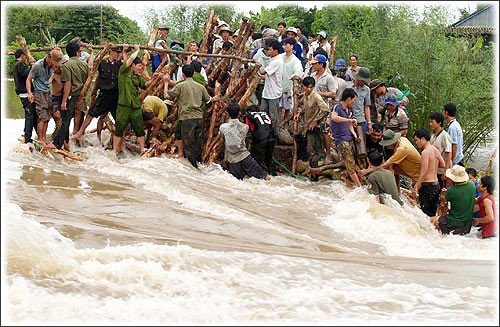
[51,95,62,112]
[227,155,267,180]
[88,90,118,118]
[337,140,357,175]
[72,95,88,113]
[418,181,440,216]
[438,215,472,235]
[114,104,145,137]
[279,91,293,110]
[175,120,182,139]
[319,115,331,134]
[33,92,52,122]
[143,111,155,121]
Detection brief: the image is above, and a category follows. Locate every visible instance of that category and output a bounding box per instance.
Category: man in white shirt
[259,40,284,136]
[279,37,304,130]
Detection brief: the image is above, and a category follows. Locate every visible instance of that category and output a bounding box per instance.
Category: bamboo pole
[9,43,253,61]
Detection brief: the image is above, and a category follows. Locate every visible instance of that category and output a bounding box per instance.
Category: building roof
[445,4,496,35]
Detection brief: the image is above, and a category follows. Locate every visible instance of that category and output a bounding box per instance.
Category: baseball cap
[334,58,346,70]
[310,54,327,64]
[317,30,327,39]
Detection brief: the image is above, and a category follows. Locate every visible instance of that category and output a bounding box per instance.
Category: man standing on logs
[13,48,36,144]
[53,40,89,151]
[279,37,303,131]
[26,47,63,149]
[72,46,124,145]
[310,53,337,165]
[166,64,220,168]
[293,76,330,171]
[259,40,284,137]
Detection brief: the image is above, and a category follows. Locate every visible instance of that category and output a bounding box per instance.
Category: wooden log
[33,140,85,161]
[102,113,115,134]
[16,35,34,65]
[140,55,168,101]
[238,66,261,109]
[328,36,338,70]
[199,10,218,55]
[401,188,418,207]
[207,136,224,165]
[308,161,345,175]
[142,27,159,66]
[484,148,497,176]
[202,101,223,161]
[76,44,111,108]
[88,93,98,113]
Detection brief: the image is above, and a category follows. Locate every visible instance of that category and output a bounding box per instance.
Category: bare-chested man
[413,127,445,216]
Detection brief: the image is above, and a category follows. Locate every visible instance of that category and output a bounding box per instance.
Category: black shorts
[438,215,472,235]
[418,181,440,216]
[89,90,118,118]
[228,155,267,180]
[143,111,155,121]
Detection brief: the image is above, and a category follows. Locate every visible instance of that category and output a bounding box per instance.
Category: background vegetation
[4,3,495,164]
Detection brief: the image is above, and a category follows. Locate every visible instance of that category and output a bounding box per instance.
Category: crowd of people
[12,20,496,238]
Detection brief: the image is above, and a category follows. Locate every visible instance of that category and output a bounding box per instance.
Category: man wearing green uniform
[113,44,157,154]
[54,40,89,150]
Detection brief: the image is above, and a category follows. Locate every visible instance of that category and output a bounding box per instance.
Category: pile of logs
[13,11,348,179]
[14,11,263,165]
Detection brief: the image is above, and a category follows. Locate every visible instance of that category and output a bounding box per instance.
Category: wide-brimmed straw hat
[445,165,470,183]
[379,129,401,146]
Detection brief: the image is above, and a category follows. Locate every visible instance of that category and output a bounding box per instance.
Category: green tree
[54,5,146,44]
[6,5,67,45]
[311,3,494,163]
[142,4,243,45]
[5,4,146,46]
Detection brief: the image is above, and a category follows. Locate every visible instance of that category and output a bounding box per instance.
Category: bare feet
[41,140,57,149]
[63,141,71,152]
[71,132,83,141]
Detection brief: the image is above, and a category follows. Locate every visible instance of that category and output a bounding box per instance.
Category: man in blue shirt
[331,87,362,187]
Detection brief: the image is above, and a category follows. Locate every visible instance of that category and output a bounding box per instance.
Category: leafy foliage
[6,4,146,46]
